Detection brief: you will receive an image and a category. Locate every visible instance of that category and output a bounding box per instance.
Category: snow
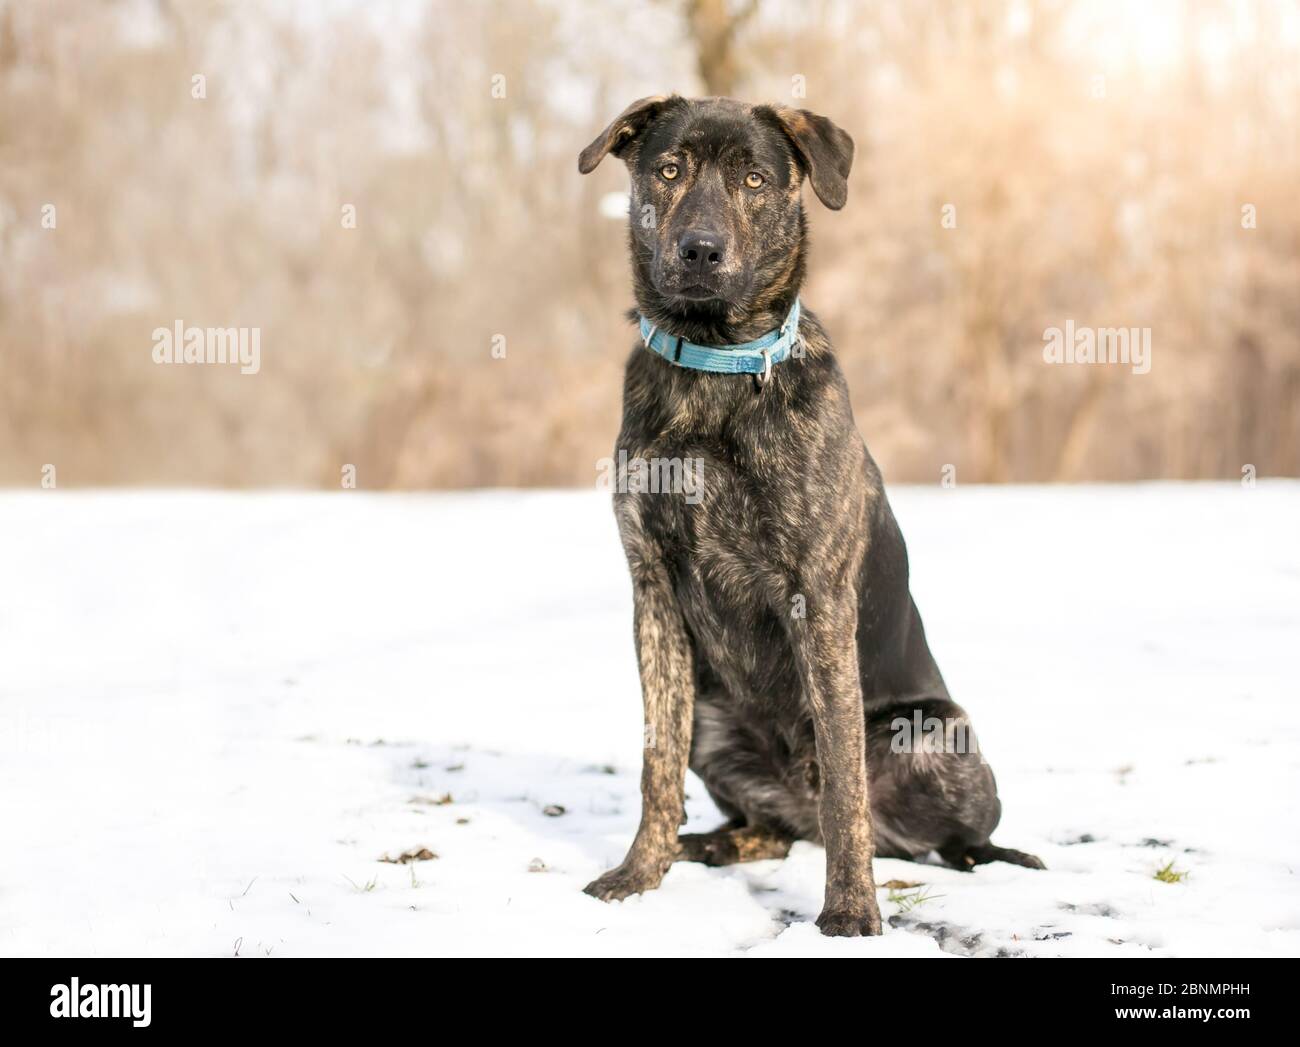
[1,483,1297,957]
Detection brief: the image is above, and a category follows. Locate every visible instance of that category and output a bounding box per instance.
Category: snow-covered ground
[1,484,1297,957]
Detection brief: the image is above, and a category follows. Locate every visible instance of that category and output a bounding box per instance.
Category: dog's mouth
[649,253,741,304]
[671,284,722,301]
[655,273,732,302]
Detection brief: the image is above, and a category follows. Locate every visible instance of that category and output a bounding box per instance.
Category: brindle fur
[579,96,1043,937]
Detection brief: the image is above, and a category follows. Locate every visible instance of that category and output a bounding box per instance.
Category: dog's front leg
[584,555,694,902]
[790,593,882,936]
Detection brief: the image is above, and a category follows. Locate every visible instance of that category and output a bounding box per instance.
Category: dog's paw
[816,907,883,937]
[583,862,665,903]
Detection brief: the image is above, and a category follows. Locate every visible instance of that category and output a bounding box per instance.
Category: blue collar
[638,298,802,381]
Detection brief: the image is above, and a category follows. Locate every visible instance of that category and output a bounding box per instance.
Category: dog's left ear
[767,106,855,210]
[578,95,673,174]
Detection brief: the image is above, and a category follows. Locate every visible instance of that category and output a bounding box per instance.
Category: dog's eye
[660,163,679,181]
[745,172,764,189]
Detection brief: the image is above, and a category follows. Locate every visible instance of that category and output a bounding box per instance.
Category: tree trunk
[684,0,757,96]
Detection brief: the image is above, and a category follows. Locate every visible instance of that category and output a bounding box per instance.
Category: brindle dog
[579,96,1043,937]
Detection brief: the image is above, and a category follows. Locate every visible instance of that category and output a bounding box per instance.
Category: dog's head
[579,96,853,308]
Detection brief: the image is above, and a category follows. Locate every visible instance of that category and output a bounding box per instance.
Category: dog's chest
[616,429,803,675]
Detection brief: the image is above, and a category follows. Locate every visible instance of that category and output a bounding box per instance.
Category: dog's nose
[677,230,726,275]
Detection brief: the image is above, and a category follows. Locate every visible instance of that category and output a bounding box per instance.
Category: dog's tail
[942,842,1046,871]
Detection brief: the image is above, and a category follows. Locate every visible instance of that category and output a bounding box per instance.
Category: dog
[579,96,1043,937]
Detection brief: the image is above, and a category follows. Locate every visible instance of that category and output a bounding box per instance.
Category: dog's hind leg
[867,698,1045,873]
[676,823,794,867]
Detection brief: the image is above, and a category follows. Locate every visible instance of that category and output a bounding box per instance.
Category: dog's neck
[628,237,807,348]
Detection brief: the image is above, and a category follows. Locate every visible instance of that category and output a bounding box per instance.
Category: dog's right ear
[578,96,673,174]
